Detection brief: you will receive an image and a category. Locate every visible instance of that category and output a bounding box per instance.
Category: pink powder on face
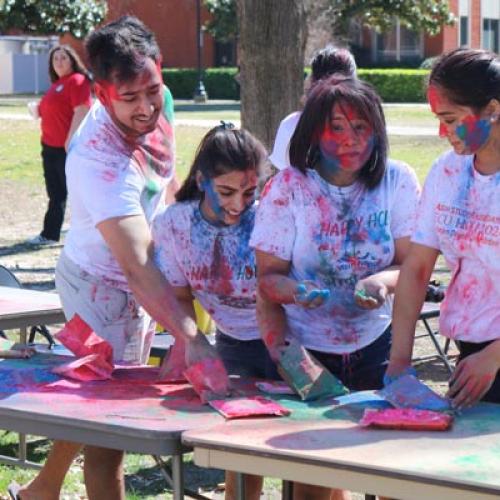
[360,408,453,431]
[209,396,291,419]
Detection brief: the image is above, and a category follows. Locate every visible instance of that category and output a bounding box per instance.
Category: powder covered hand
[448,342,500,409]
[293,281,330,309]
[184,332,230,398]
[354,277,388,309]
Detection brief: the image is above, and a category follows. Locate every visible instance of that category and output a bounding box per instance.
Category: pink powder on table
[52,354,113,382]
[359,408,453,431]
[209,396,291,419]
[183,358,229,403]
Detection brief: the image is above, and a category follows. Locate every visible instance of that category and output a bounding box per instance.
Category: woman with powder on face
[387,48,500,409]
[152,123,274,500]
[251,75,420,500]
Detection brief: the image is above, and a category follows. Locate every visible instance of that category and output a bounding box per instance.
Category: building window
[374,19,422,63]
[460,16,469,46]
[483,18,499,53]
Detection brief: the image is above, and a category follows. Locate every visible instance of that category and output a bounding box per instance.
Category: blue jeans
[215,331,279,379]
[309,327,392,391]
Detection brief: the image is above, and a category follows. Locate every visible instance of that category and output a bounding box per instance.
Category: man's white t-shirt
[153,201,259,341]
[250,162,420,354]
[413,150,500,343]
[64,89,175,291]
[269,111,301,170]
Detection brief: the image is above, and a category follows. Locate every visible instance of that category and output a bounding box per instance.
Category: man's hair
[85,15,161,83]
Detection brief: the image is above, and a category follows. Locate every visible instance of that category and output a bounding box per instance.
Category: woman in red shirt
[27,45,92,246]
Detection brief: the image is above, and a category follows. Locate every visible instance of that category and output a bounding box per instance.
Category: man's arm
[97,214,199,342]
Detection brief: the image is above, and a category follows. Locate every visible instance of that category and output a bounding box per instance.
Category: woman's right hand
[383,360,416,386]
[293,281,330,309]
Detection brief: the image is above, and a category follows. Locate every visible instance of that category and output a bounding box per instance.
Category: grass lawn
[0,116,449,497]
[1,101,439,128]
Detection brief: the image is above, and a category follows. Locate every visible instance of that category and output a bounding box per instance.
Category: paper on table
[209,396,291,419]
[379,374,451,411]
[183,358,230,403]
[53,314,114,381]
[360,408,453,431]
[278,341,348,400]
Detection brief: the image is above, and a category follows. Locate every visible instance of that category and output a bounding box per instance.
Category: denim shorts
[456,340,500,404]
[308,327,392,391]
[215,331,279,379]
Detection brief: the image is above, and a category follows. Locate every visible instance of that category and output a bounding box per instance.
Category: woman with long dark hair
[26,44,92,246]
[387,48,500,409]
[153,123,273,500]
[252,75,420,499]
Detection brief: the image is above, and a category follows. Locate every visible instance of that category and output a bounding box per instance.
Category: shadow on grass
[0,433,51,464]
[125,457,224,497]
[0,242,62,258]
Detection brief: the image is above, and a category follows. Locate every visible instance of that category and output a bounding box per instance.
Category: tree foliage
[204,0,237,43]
[204,0,454,43]
[328,0,455,39]
[0,0,107,39]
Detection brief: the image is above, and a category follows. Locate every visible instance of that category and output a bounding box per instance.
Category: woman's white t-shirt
[153,201,259,341]
[250,162,420,354]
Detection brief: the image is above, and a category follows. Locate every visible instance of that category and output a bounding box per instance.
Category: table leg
[20,326,27,344]
[281,480,293,500]
[235,472,245,500]
[172,452,185,500]
[18,433,27,461]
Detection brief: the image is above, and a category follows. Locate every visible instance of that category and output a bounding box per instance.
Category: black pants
[456,340,500,403]
[41,143,67,241]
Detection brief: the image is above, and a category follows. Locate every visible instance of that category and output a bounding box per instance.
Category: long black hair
[176,123,267,202]
[289,75,388,190]
[429,48,500,113]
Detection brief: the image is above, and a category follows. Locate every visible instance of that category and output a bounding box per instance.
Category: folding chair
[412,281,453,373]
[0,265,55,346]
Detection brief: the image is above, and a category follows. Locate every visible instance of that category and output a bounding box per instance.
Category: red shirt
[39,73,92,148]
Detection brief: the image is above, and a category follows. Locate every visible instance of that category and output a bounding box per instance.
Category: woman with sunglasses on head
[387,48,500,409]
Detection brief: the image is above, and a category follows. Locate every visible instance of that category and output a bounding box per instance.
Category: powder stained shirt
[153,201,259,341]
[413,150,500,343]
[64,86,175,291]
[250,162,420,354]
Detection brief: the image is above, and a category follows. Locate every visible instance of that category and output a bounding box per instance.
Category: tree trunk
[238,0,307,151]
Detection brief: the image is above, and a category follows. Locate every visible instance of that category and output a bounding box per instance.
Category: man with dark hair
[11,16,227,500]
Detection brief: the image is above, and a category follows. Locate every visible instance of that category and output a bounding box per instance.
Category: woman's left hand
[354,277,388,309]
[447,344,500,409]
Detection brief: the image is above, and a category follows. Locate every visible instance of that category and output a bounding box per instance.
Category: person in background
[269,45,357,171]
[11,16,227,500]
[153,123,273,500]
[26,45,92,246]
[386,48,500,408]
[252,75,420,500]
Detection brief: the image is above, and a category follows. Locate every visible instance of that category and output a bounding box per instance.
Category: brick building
[353,0,499,65]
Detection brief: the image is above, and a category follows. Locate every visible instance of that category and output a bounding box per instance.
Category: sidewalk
[0,112,436,136]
